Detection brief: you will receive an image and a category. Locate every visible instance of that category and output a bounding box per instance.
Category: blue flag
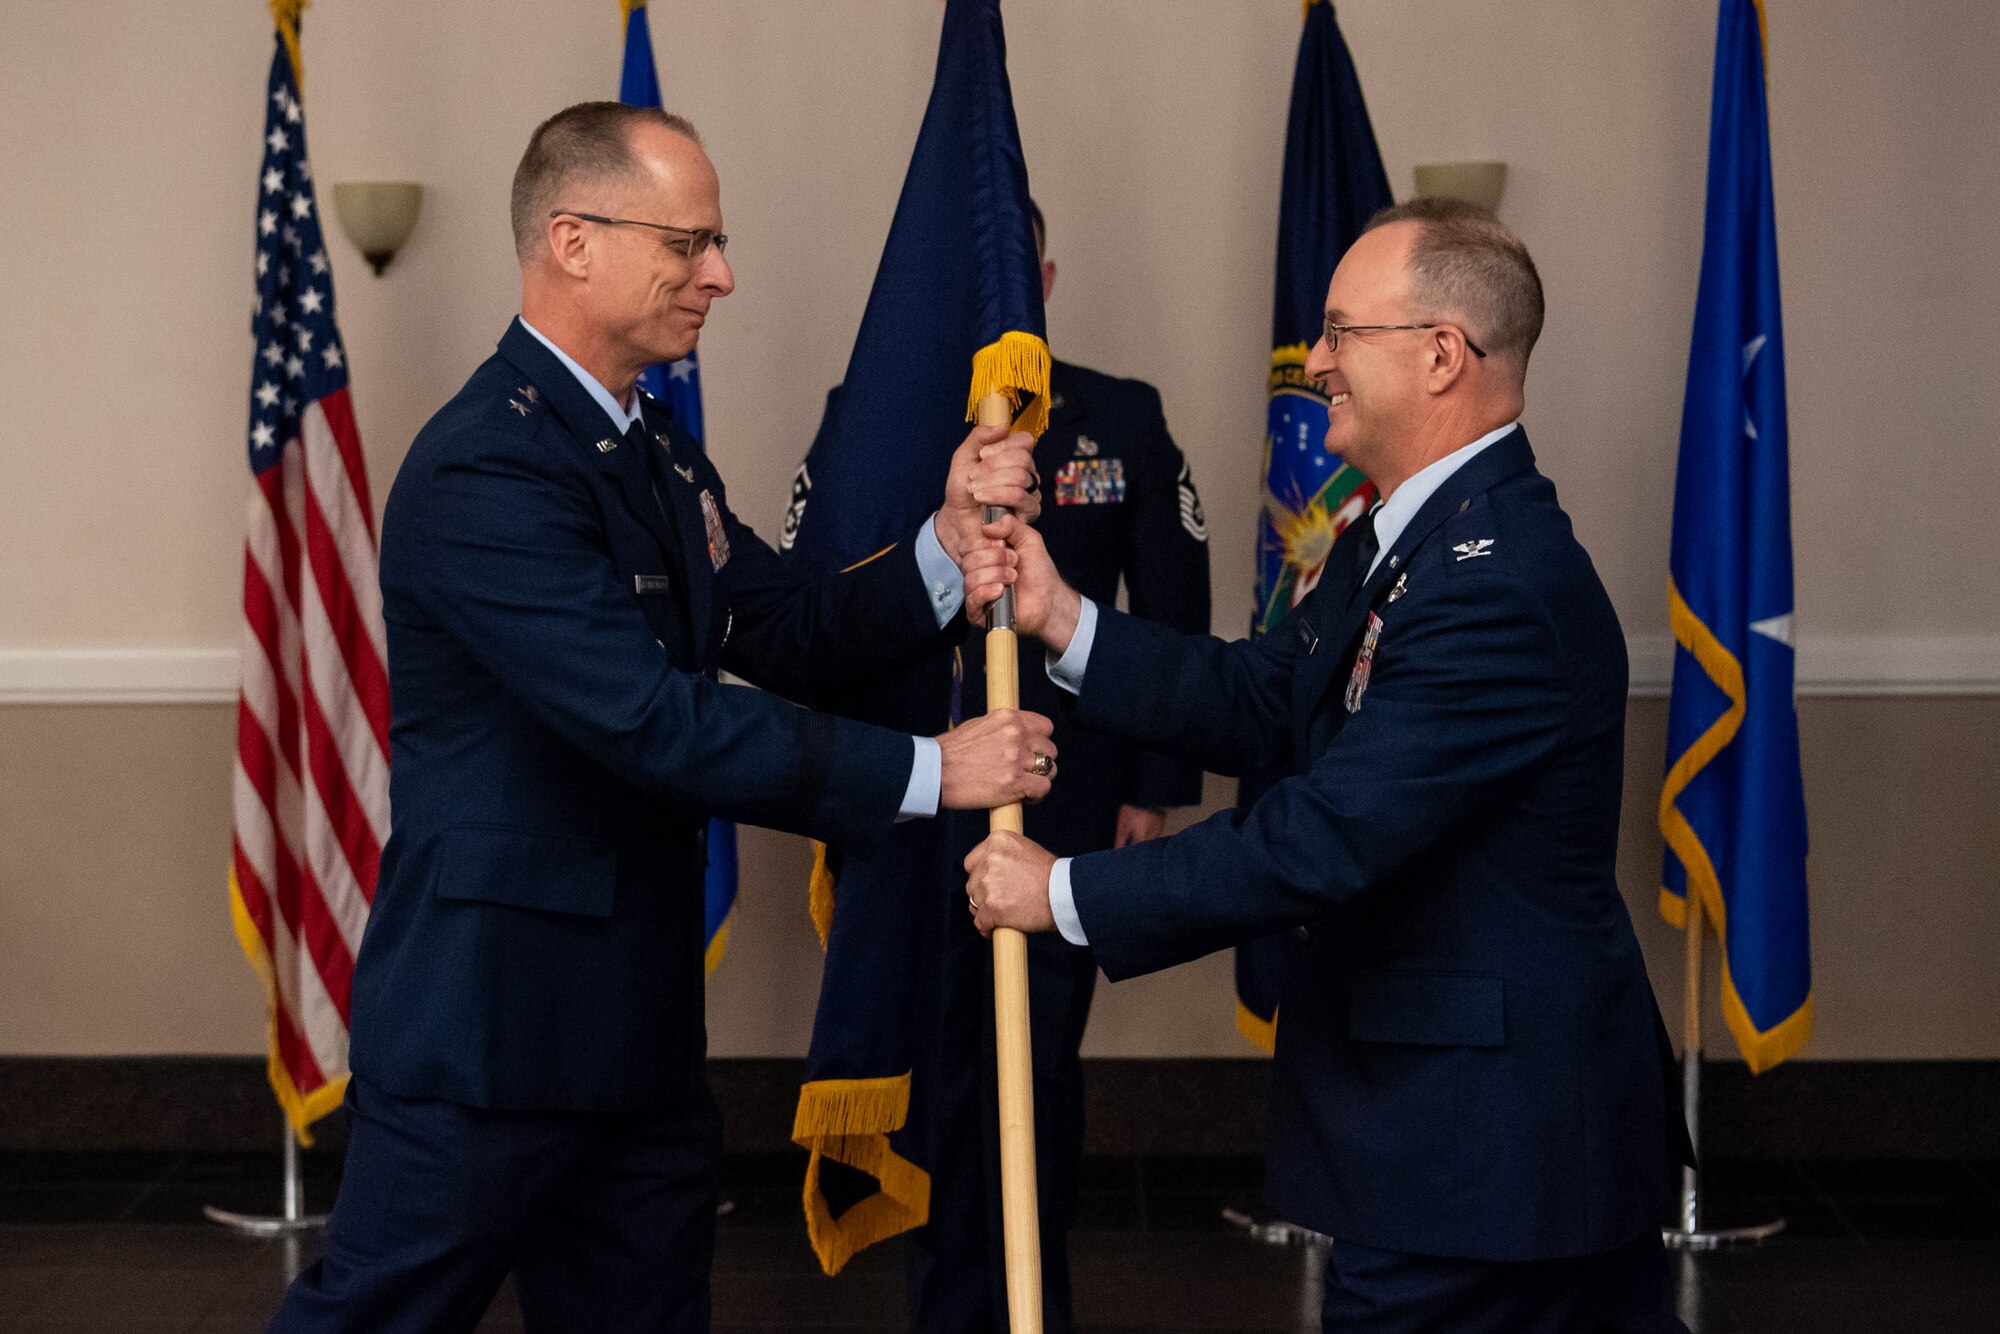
[782,0,1047,1276]
[619,1,736,971]
[1235,0,1393,1053]
[1659,0,1811,1074]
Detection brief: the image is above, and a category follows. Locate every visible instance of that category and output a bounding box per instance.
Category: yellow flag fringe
[227,865,346,1144]
[791,1073,932,1275]
[965,330,1052,439]
[1656,576,1813,1072]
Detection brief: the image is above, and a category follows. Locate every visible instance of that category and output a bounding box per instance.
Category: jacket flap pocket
[1347,970,1505,1048]
[434,825,615,918]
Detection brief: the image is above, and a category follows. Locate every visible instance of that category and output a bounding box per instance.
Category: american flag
[228,30,389,1141]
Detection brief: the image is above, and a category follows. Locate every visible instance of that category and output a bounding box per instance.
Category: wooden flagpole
[977,390,1044,1332]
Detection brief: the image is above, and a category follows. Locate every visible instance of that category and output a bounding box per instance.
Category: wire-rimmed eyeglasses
[1324,318,1487,359]
[551,210,728,261]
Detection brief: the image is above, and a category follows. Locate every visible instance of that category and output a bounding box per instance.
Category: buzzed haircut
[510,102,702,261]
[1362,197,1544,372]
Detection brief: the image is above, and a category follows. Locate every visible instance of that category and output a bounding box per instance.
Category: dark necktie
[1351,504,1382,595]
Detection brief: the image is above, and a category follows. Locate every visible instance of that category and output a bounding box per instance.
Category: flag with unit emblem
[619,0,738,972]
[1658,0,1812,1073]
[1236,0,1393,1053]
[228,5,390,1142]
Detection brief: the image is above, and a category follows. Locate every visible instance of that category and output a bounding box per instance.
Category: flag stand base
[205,1118,328,1236]
[1661,1218,1785,1251]
[1664,900,1784,1254]
[1222,1209,1328,1326]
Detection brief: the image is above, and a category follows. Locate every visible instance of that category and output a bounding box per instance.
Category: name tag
[1054,457,1126,506]
[634,574,673,595]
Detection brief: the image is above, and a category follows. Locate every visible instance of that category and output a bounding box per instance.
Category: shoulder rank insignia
[509,398,532,416]
[517,385,538,403]
[1452,538,1495,561]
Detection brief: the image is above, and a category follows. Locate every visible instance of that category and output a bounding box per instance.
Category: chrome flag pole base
[1662,1217,1785,1250]
[1221,1207,1330,1249]
[205,1117,327,1235]
[202,1204,328,1237]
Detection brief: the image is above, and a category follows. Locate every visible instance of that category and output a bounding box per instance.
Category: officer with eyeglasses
[268,100,1061,1334]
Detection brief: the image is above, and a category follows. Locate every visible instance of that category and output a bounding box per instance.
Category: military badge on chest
[1344,611,1384,713]
[698,490,730,571]
[1054,455,1126,506]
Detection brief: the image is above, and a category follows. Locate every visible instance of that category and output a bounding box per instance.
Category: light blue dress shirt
[519,318,960,820]
[1040,422,1520,945]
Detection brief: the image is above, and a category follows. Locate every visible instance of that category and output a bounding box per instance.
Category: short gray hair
[1363,197,1544,371]
[510,102,702,260]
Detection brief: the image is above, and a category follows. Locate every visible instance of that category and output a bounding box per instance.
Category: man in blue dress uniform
[967,199,1692,1333]
[269,102,1059,1334]
[906,202,1212,1333]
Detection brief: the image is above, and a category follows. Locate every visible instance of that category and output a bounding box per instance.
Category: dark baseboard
[2,1056,1996,1160]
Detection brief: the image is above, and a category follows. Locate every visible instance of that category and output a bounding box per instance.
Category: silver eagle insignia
[1451,539,1495,562]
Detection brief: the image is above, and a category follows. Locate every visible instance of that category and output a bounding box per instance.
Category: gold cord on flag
[269,1,308,91]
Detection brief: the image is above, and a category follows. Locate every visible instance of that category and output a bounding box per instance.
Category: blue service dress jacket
[1066,428,1687,1262]
[352,320,953,1114]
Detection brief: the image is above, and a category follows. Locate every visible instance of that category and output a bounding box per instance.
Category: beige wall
[2,1,1996,1060]
[3,697,1996,1059]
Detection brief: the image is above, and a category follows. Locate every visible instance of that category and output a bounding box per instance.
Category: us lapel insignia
[1452,538,1495,561]
[1386,571,1408,603]
[508,398,531,416]
[699,489,731,571]
[594,438,618,453]
[675,462,696,482]
[1345,612,1384,713]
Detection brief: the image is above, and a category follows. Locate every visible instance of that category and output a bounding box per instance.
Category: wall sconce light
[330,182,423,276]
[1413,162,1507,212]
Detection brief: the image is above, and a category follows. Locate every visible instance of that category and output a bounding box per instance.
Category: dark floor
[0,1152,1996,1331]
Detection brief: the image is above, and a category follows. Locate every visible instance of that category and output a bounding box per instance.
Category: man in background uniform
[907,200,1214,1333]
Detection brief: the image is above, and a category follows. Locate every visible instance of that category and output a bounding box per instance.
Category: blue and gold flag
[1659,0,1811,1073]
[782,0,1047,1275]
[618,0,736,971]
[1235,0,1393,1052]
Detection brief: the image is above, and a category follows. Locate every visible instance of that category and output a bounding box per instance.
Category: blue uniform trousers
[269,1076,721,1334]
[1320,1229,1686,1334]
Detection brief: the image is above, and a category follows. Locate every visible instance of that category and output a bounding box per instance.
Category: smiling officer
[268,102,1059,1334]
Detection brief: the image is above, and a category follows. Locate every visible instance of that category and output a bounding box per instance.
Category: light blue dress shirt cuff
[898,735,943,822]
[914,515,965,628]
[1048,857,1088,946]
[1044,597,1101,696]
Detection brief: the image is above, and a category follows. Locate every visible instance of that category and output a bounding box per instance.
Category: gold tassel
[792,1074,932,1274]
[965,330,1053,439]
[807,841,835,949]
[269,0,309,92]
